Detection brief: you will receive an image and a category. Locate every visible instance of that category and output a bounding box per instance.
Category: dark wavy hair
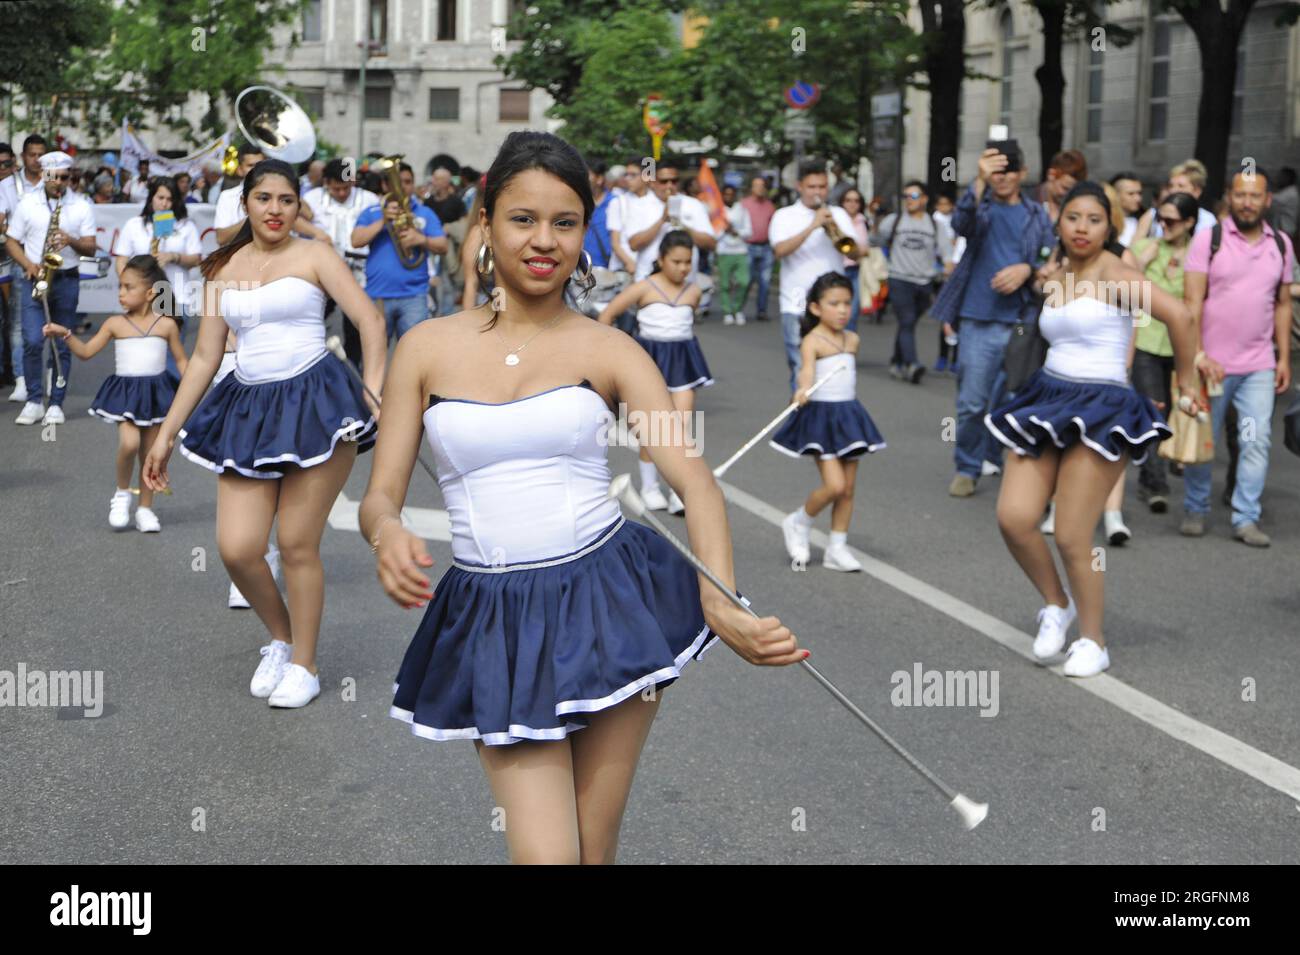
[1057,180,1125,259]
[480,131,595,329]
[122,253,175,319]
[138,176,188,223]
[799,271,855,337]
[1157,191,1201,229]
[199,159,299,280]
[650,230,693,275]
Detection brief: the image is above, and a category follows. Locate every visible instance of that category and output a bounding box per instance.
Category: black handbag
[1284,390,1300,457]
[1003,299,1048,394]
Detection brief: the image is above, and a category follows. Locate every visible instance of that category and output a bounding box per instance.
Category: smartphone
[984,125,1020,173]
[667,194,683,222]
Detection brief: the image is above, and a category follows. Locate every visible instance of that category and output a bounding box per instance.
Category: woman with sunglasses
[1128,191,1200,515]
[838,189,870,332]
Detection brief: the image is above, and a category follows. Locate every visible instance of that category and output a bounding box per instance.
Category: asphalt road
[3,301,1298,864]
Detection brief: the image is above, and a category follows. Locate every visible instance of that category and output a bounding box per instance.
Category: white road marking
[717,478,1300,803]
[327,492,452,541]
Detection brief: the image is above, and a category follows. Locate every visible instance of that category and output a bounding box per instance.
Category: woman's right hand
[703,599,805,667]
[142,432,175,491]
[375,521,436,609]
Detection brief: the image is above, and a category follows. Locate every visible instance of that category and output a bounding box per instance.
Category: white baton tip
[325,335,345,359]
[607,474,646,516]
[950,794,989,830]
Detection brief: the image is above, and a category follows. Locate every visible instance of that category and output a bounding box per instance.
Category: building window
[999,11,1015,131]
[1085,45,1103,143]
[500,88,530,122]
[437,0,457,42]
[429,88,459,121]
[302,0,322,42]
[369,0,388,53]
[296,88,325,119]
[365,85,392,120]
[1148,16,1172,143]
[1231,34,1245,137]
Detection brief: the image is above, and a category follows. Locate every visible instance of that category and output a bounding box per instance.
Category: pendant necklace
[494,308,568,366]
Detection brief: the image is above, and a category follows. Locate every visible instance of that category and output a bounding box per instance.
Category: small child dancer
[770,272,885,572]
[597,230,711,515]
[43,254,187,531]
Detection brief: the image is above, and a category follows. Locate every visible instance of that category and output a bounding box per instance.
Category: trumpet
[372,154,428,271]
[813,197,857,257]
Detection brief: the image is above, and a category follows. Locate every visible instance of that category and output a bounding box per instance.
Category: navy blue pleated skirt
[985,368,1172,464]
[179,353,375,479]
[634,335,714,391]
[770,399,887,460]
[88,371,178,425]
[390,516,722,746]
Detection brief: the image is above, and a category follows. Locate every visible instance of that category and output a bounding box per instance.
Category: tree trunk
[1034,1,1066,178]
[1175,0,1256,204]
[921,0,965,195]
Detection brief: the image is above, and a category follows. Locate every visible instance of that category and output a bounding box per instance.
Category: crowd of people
[2,120,1298,860]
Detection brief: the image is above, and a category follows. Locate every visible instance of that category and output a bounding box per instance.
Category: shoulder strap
[645,277,673,304]
[887,213,899,251]
[1209,221,1222,263]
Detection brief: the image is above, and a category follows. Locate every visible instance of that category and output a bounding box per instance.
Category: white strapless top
[1041,296,1132,384]
[636,301,694,341]
[808,352,855,401]
[115,336,168,377]
[422,383,622,564]
[220,275,328,383]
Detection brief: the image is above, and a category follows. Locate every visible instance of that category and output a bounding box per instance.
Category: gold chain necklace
[493,308,568,366]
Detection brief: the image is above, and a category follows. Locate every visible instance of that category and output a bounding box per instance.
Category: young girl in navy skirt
[42,254,187,533]
[597,230,710,515]
[984,181,1202,677]
[361,131,804,864]
[771,272,886,573]
[143,159,388,708]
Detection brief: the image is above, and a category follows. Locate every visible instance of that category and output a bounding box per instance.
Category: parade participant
[772,272,885,573]
[214,145,326,246]
[837,187,870,332]
[769,161,865,391]
[142,159,387,708]
[125,159,151,203]
[605,158,648,275]
[623,157,716,282]
[598,230,711,515]
[4,150,97,425]
[715,184,752,326]
[361,130,802,865]
[984,182,1200,677]
[41,255,186,532]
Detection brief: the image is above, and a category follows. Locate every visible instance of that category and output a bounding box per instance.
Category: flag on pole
[696,160,727,234]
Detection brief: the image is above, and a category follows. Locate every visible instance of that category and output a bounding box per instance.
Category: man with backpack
[871,180,953,383]
[1181,167,1295,547]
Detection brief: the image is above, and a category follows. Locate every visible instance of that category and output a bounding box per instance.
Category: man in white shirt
[1110,171,1144,247]
[125,159,151,202]
[214,143,326,245]
[624,158,716,281]
[4,151,97,425]
[769,160,864,390]
[606,158,648,274]
[303,157,380,358]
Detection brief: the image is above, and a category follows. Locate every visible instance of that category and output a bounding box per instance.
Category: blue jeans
[17,273,77,405]
[378,294,430,340]
[953,319,1012,478]
[746,243,774,317]
[889,278,930,368]
[1183,369,1274,526]
[845,264,860,333]
[781,311,804,392]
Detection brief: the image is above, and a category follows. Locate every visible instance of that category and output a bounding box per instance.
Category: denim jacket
[930,182,1055,327]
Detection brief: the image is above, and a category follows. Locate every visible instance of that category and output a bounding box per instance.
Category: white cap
[39,151,74,172]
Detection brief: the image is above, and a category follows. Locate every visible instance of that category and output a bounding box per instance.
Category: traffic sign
[784,82,821,110]
[871,92,901,118]
[784,115,815,141]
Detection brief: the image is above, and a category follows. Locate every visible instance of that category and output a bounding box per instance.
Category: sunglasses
[1157,216,1186,229]
[50,173,71,182]
[657,177,679,184]
[904,191,924,200]
[0,158,14,169]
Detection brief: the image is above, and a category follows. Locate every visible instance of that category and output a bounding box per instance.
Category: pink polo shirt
[1184,218,1294,375]
[741,196,776,245]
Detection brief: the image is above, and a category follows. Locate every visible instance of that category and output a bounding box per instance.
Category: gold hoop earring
[475,242,494,279]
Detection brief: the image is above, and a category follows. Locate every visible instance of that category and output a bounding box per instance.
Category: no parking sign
[784,82,821,109]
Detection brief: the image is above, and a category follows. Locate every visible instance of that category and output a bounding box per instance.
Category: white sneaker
[667,490,685,515]
[1040,501,1056,535]
[228,581,251,609]
[735,314,746,326]
[135,506,161,532]
[981,460,1002,477]
[1063,637,1110,677]
[723,313,735,325]
[7,376,26,402]
[268,662,321,708]
[641,484,668,511]
[41,404,65,425]
[249,640,292,698]
[15,401,44,425]
[822,543,862,572]
[108,490,133,529]
[781,510,811,564]
[1033,596,1076,659]
[1104,510,1131,546]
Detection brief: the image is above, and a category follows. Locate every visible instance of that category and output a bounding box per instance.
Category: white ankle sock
[792,506,813,526]
[639,460,659,489]
[829,530,848,549]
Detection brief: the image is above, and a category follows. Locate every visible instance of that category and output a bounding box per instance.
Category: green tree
[0,0,110,134]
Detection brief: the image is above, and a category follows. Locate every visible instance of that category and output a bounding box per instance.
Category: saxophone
[373,154,427,270]
[32,197,64,301]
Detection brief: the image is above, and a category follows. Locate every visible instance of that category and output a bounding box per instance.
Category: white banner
[77,203,219,313]
[120,123,231,179]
